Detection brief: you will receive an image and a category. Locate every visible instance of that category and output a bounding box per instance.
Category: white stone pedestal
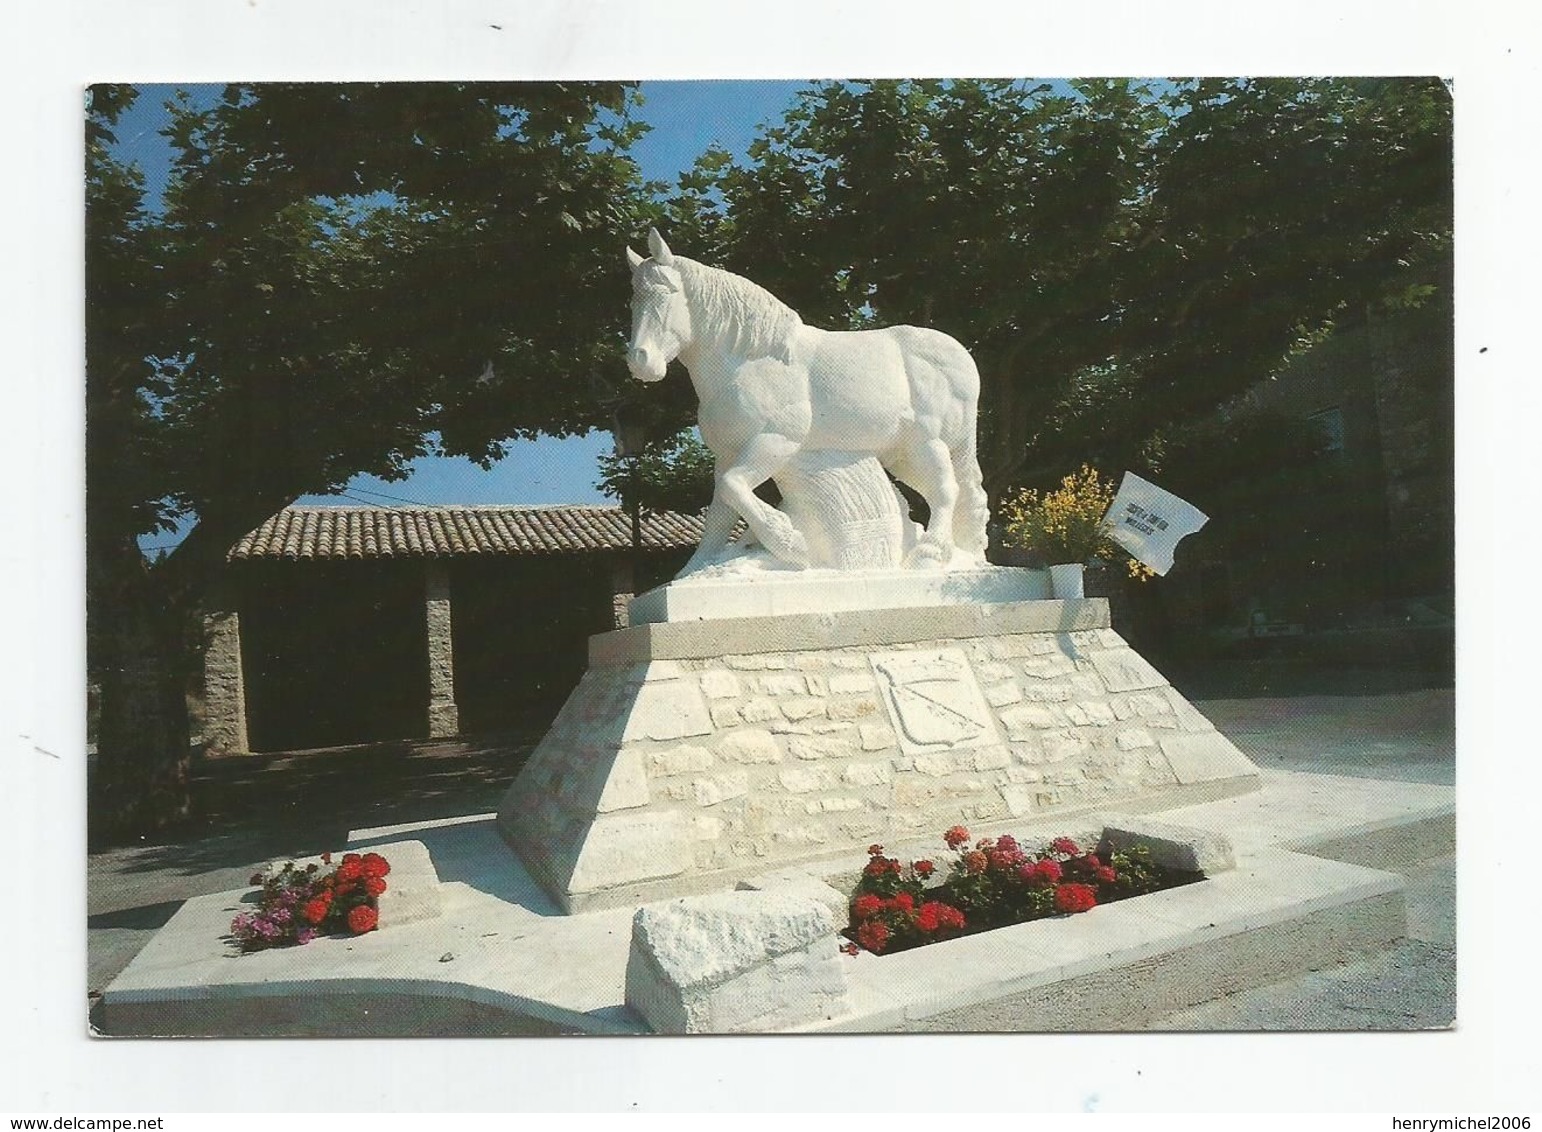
[628,565,1050,625]
[497,590,1260,914]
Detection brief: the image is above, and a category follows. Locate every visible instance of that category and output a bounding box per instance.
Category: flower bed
[840,826,1201,956]
[228,851,391,952]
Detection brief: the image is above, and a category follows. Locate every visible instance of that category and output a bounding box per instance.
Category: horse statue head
[625,229,689,383]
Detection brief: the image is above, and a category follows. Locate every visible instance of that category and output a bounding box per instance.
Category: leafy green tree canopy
[86,81,655,835]
[664,77,1452,492]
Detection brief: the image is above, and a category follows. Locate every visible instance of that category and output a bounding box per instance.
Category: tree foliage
[664,77,1452,494]
[86,81,654,836]
[596,428,716,518]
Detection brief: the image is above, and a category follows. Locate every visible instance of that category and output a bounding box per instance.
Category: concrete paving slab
[97,766,1450,1036]
[89,689,1456,1034]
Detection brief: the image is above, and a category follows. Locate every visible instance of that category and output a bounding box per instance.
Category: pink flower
[1051,837,1081,856]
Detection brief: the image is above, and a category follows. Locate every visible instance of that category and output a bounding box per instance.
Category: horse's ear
[648,227,675,266]
[626,246,645,270]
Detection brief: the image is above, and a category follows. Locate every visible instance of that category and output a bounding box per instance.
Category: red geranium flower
[346,905,379,934]
[364,876,388,897]
[301,899,328,926]
[913,859,935,878]
[337,859,364,883]
[856,919,891,954]
[1095,865,1117,884]
[1082,854,1102,869]
[361,853,390,879]
[963,850,988,875]
[918,901,965,933]
[867,844,885,856]
[1051,837,1081,856]
[852,894,884,920]
[996,834,1019,853]
[944,825,971,850]
[890,892,914,913]
[988,848,1024,873]
[1053,883,1098,914]
[1022,858,1063,885]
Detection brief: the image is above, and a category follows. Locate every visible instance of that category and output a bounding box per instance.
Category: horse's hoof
[777,531,811,568]
[904,540,949,569]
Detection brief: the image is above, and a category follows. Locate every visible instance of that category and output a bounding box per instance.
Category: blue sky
[123,80,810,552]
[295,81,812,514]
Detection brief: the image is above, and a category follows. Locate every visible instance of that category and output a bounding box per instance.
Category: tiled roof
[229,505,704,561]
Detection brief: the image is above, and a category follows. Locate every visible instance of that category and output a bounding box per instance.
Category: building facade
[203,505,699,754]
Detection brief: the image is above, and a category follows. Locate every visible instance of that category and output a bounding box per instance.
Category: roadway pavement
[86,685,1456,1032]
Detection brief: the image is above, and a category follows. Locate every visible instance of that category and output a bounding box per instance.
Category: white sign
[1101,472,1209,576]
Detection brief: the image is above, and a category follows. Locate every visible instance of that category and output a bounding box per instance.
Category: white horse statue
[626,229,989,576]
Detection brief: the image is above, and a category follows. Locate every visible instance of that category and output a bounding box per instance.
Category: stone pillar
[424,562,459,737]
[202,593,249,756]
[609,556,635,630]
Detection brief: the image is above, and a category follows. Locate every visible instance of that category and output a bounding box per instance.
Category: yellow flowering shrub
[999,465,1155,580]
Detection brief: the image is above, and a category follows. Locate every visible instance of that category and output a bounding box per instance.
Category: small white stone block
[698,670,743,700]
[622,681,713,743]
[736,869,850,920]
[1159,731,1258,785]
[625,890,850,1034]
[1089,648,1169,693]
[1098,815,1237,874]
[717,729,783,764]
[595,748,651,812]
[567,810,691,895]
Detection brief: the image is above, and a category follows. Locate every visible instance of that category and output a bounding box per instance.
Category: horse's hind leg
[950,428,990,557]
[889,436,960,568]
[716,432,810,568]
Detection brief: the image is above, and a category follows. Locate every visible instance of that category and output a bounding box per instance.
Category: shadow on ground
[89,729,540,875]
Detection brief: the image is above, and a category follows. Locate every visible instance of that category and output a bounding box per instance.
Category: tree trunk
[87,541,194,845]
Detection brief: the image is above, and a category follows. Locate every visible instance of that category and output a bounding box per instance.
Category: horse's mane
[677,258,803,363]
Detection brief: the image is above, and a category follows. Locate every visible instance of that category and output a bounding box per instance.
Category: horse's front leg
[678,498,739,577]
[717,433,809,568]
